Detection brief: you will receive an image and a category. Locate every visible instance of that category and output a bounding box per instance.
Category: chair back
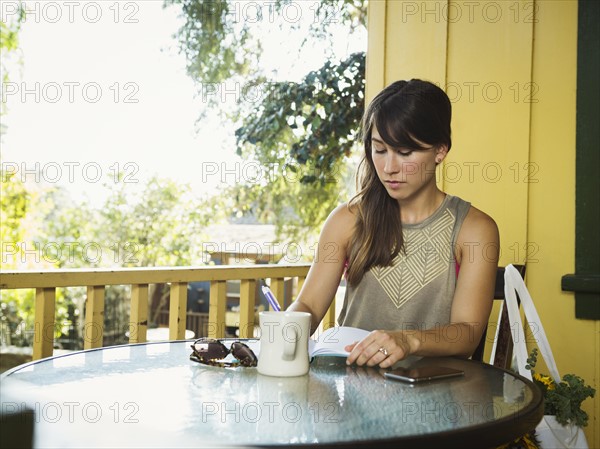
[471,264,527,367]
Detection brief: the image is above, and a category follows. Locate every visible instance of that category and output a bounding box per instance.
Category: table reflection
[1,340,541,449]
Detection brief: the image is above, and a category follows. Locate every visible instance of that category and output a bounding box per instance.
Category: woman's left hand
[344,330,419,368]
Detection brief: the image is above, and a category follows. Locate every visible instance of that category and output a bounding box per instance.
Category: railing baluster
[129,284,148,343]
[84,286,105,349]
[169,282,187,340]
[208,281,227,338]
[270,277,286,309]
[3,265,311,353]
[33,287,56,360]
[239,279,256,338]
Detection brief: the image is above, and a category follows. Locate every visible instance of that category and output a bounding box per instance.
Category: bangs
[372,100,430,151]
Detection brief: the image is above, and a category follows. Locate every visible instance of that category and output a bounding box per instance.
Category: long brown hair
[346,79,452,286]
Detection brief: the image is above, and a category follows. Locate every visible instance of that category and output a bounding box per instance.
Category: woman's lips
[385,180,406,189]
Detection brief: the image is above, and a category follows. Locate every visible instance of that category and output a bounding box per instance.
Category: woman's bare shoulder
[454,204,499,267]
[329,202,357,221]
[321,202,356,241]
[458,205,499,244]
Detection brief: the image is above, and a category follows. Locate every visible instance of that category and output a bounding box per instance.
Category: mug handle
[282,319,298,361]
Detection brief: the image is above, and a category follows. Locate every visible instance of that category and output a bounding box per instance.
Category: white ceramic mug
[257,311,311,377]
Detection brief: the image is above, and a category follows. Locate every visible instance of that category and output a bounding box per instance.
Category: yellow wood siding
[367,1,598,445]
[528,1,598,442]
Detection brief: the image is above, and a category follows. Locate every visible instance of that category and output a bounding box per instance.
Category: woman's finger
[352,338,385,366]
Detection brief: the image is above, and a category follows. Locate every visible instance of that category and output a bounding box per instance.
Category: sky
[1,0,366,206]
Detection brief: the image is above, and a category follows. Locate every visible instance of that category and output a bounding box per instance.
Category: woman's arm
[287,204,354,334]
[346,206,500,367]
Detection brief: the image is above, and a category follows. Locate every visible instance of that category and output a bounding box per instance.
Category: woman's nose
[384,153,401,174]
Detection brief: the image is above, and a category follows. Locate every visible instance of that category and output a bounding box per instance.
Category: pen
[261,282,281,311]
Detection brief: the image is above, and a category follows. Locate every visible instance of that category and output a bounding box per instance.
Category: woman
[288,79,500,368]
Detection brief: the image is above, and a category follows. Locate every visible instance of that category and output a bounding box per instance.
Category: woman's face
[370,125,446,202]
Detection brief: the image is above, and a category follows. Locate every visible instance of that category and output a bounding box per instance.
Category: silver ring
[378,347,388,357]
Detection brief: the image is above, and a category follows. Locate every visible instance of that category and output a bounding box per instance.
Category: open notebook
[308,326,370,357]
[238,326,369,359]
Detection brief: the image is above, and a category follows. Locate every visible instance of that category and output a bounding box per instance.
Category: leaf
[312,115,322,129]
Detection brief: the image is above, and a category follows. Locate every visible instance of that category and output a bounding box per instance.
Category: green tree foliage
[227,53,364,242]
[0,168,33,346]
[166,0,366,87]
[1,174,218,348]
[0,1,25,82]
[165,0,258,91]
[166,0,367,240]
[98,175,213,267]
[95,176,218,334]
[219,160,351,245]
[0,0,222,344]
[235,52,365,184]
[1,4,31,345]
[0,181,87,347]
[0,168,29,259]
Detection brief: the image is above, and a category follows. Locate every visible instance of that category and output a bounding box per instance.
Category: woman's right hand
[345,330,419,368]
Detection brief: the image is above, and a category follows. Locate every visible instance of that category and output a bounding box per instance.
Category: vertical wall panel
[385,1,448,86]
[528,2,597,446]
[365,0,387,103]
[444,1,533,266]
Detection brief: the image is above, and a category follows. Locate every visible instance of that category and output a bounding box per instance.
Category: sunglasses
[190,338,257,367]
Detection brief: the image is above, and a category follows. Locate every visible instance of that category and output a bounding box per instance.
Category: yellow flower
[522,433,540,449]
[534,372,555,390]
[496,432,539,449]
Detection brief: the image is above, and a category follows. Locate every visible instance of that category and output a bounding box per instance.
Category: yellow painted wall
[366,0,598,445]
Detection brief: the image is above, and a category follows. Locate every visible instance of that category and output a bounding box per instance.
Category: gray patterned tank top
[338,195,471,332]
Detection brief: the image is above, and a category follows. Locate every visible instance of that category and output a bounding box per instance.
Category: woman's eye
[373,147,386,153]
[398,150,413,156]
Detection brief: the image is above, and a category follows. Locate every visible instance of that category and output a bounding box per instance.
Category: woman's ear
[435,145,449,164]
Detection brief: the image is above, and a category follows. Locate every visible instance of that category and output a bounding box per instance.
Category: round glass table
[0,340,543,448]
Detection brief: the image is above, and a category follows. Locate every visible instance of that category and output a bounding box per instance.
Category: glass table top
[1,340,543,448]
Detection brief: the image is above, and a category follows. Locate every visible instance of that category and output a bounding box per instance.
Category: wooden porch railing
[0,264,338,360]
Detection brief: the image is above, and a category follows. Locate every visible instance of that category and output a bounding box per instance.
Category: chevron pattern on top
[371,209,456,308]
